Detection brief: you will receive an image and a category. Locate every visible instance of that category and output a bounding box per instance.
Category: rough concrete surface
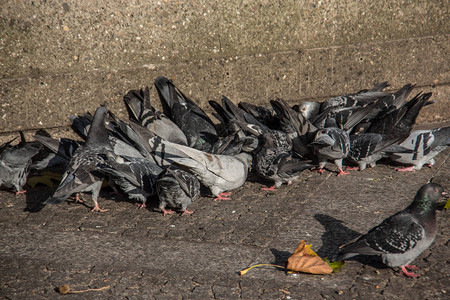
[0,0,449,299]
[0,149,449,299]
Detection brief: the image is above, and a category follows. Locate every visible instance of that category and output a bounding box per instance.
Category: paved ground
[0,145,449,299]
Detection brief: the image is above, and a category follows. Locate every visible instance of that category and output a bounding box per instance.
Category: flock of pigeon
[0,76,448,277]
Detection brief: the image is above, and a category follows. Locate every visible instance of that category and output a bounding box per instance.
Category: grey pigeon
[310,125,351,176]
[336,183,446,277]
[45,106,111,212]
[148,135,252,201]
[157,166,201,216]
[253,131,312,190]
[123,86,188,145]
[97,152,164,209]
[389,126,450,171]
[364,92,433,135]
[154,76,218,152]
[293,101,321,121]
[0,132,41,194]
[347,133,409,171]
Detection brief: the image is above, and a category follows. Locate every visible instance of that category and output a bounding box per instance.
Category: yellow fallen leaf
[286,240,333,275]
[239,263,285,276]
[57,284,110,294]
[323,258,345,273]
[444,198,450,210]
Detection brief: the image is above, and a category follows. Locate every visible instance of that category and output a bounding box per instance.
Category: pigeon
[157,166,201,215]
[123,86,188,145]
[97,152,164,209]
[336,183,447,277]
[389,126,450,171]
[154,76,218,152]
[148,135,252,201]
[0,132,41,194]
[269,99,317,158]
[292,101,321,120]
[311,83,414,131]
[364,92,433,135]
[310,125,351,175]
[347,133,410,171]
[45,106,111,212]
[253,131,313,190]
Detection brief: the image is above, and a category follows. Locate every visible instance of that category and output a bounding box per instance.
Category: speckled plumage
[157,167,200,215]
[45,106,112,212]
[337,183,446,277]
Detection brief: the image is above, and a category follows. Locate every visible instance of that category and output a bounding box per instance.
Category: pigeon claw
[15,190,27,195]
[137,203,147,209]
[314,168,324,175]
[214,192,231,201]
[161,208,175,216]
[91,204,109,212]
[400,265,420,277]
[395,166,416,172]
[181,209,194,216]
[346,166,359,171]
[261,185,277,191]
[337,169,350,176]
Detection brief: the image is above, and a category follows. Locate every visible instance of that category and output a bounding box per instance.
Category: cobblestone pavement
[0,149,448,299]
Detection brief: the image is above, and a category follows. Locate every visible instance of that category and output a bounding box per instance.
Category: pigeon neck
[408,194,436,217]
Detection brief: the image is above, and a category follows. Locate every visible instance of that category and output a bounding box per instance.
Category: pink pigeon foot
[214,192,231,201]
[161,208,175,216]
[314,168,324,174]
[400,265,420,277]
[137,203,146,209]
[337,168,350,176]
[91,204,109,212]
[70,194,84,203]
[395,166,416,172]
[404,264,420,270]
[181,209,194,216]
[261,185,277,191]
[15,190,27,195]
[346,166,360,171]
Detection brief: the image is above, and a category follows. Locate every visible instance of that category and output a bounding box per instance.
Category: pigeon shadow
[314,213,387,269]
[266,248,289,273]
[24,185,52,213]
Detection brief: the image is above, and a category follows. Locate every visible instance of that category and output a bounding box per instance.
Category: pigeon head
[409,183,446,213]
[294,101,321,120]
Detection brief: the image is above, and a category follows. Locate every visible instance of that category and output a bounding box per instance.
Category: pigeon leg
[395,166,416,172]
[214,192,231,201]
[314,168,324,174]
[404,264,419,270]
[70,193,84,203]
[337,168,350,176]
[15,190,27,195]
[181,209,194,216]
[261,185,277,191]
[137,202,146,209]
[161,207,175,216]
[91,204,109,212]
[400,265,420,277]
[346,166,360,171]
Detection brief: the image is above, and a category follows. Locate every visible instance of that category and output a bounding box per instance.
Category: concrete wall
[1,0,449,139]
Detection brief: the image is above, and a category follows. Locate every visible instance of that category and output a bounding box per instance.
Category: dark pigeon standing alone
[336,183,447,277]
